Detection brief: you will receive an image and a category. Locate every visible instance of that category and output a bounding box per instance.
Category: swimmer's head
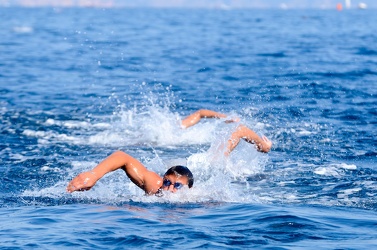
[162,165,194,192]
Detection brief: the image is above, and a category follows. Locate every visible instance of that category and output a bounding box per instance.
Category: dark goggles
[163,179,183,189]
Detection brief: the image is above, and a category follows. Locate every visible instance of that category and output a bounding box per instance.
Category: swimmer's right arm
[66,151,157,193]
[225,124,272,155]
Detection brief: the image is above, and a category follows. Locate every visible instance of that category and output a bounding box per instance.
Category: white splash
[314,163,357,177]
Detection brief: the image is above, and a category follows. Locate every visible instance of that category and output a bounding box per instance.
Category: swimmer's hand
[66,171,98,193]
[258,136,272,153]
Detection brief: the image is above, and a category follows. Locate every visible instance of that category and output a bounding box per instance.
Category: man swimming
[67,109,271,195]
[66,150,193,196]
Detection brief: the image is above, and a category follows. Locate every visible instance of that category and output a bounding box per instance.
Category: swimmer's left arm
[181,109,227,129]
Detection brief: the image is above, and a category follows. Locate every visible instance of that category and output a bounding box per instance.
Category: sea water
[0,7,376,249]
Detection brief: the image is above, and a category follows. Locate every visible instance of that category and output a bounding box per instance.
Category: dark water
[0,7,376,249]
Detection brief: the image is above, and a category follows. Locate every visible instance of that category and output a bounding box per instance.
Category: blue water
[1,7,377,249]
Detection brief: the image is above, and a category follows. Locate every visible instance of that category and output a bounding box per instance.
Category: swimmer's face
[161,174,188,193]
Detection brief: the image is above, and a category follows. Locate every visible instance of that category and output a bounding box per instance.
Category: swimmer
[67,150,193,196]
[181,109,272,154]
[66,110,271,196]
[66,124,271,196]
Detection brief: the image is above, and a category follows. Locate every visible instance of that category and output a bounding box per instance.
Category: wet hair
[164,165,194,188]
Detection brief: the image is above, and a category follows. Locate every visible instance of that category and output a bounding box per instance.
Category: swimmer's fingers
[261,136,272,152]
[262,135,272,144]
[66,172,97,193]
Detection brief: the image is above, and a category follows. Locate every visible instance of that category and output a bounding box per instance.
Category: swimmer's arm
[226,125,272,155]
[181,109,227,129]
[66,151,161,194]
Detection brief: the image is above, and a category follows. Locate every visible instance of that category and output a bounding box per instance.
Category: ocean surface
[1,7,376,249]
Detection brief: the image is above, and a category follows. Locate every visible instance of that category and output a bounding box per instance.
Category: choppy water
[0,7,376,249]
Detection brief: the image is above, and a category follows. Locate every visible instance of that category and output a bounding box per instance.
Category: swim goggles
[163,179,183,189]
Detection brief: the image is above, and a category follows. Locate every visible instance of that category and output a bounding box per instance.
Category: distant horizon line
[0,5,373,10]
